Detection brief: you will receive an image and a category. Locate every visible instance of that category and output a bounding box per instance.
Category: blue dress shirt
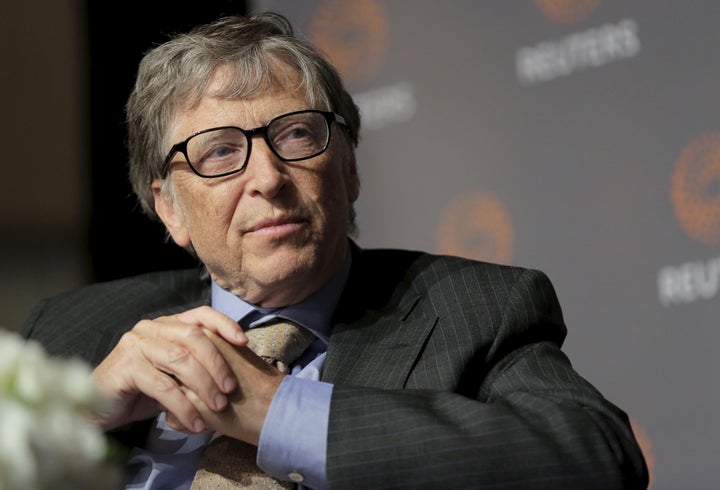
[125,254,350,490]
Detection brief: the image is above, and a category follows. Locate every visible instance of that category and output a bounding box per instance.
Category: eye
[208,144,236,159]
[198,142,245,168]
[274,121,315,143]
[188,128,248,173]
[286,125,313,140]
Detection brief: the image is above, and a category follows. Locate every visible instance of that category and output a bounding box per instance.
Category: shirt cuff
[257,376,332,489]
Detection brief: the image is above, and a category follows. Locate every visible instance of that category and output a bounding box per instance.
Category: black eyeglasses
[161,109,347,178]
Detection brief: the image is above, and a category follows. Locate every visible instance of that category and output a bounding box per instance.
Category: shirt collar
[210,250,351,345]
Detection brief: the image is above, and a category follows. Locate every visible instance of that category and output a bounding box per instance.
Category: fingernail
[223,376,236,393]
[215,393,227,410]
[193,419,205,433]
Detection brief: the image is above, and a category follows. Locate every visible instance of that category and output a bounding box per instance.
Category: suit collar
[323,243,437,388]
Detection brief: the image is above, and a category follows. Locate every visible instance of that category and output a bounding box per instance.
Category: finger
[161,308,249,398]
[199,330,284,445]
[202,329,282,378]
[165,409,206,434]
[136,332,231,411]
[131,357,206,433]
[136,315,239,397]
[164,412,185,432]
[175,306,248,346]
[179,384,230,437]
[181,385,213,417]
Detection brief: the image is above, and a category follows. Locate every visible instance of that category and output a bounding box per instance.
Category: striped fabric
[21,244,648,489]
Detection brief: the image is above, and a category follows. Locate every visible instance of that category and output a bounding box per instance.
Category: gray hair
[126,11,361,224]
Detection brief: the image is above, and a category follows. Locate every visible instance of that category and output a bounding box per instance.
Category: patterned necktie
[190,320,316,489]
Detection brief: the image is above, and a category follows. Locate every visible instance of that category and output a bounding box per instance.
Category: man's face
[153,72,359,307]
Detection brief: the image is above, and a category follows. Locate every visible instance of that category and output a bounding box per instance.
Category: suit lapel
[322,244,437,389]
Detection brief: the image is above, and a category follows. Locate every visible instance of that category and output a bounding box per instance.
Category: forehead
[207,60,306,102]
[167,65,311,142]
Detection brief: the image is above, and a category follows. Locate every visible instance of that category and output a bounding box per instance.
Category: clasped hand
[91,306,285,445]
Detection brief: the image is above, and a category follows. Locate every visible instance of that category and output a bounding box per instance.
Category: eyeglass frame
[160,109,348,179]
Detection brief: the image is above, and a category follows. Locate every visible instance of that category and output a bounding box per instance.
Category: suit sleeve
[325,268,648,489]
[20,270,208,366]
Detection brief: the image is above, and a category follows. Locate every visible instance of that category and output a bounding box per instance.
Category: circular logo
[309,0,390,85]
[437,191,515,264]
[535,0,601,23]
[671,131,720,245]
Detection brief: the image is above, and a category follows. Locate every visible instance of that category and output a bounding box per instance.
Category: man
[22,12,648,489]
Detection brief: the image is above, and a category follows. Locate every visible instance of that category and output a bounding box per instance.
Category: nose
[243,135,287,198]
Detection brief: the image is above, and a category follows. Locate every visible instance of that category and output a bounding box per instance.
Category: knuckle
[192,305,214,317]
[208,349,228,372]
[118,329,140,347]
[134,318,156,332]
[165,345,192,364]
[153,374,178,394]
[180,324,205,341]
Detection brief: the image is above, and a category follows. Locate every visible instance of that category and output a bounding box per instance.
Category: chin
[264,248,317,278]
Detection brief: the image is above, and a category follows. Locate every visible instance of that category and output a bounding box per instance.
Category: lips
[244,215,307,235]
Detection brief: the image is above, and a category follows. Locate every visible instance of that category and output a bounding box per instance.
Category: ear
[152,179,191,247]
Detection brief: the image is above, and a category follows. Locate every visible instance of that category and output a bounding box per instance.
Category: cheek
[177,182,239,236]
[312,168,353,221]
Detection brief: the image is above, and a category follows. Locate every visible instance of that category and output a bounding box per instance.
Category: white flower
[0,328,121,490]
[0,397,37,488]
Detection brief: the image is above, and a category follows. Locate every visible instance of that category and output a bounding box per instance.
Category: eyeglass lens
[186,111,331,177]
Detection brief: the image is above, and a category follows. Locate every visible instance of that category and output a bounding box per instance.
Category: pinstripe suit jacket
[22,244,648,489]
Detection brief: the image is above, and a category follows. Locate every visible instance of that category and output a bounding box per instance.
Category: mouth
[243,215,307,238]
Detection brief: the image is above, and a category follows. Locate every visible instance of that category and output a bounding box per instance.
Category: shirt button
[288,472,304,483]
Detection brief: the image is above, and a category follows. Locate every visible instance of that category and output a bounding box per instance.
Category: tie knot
[245,320,315,370]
